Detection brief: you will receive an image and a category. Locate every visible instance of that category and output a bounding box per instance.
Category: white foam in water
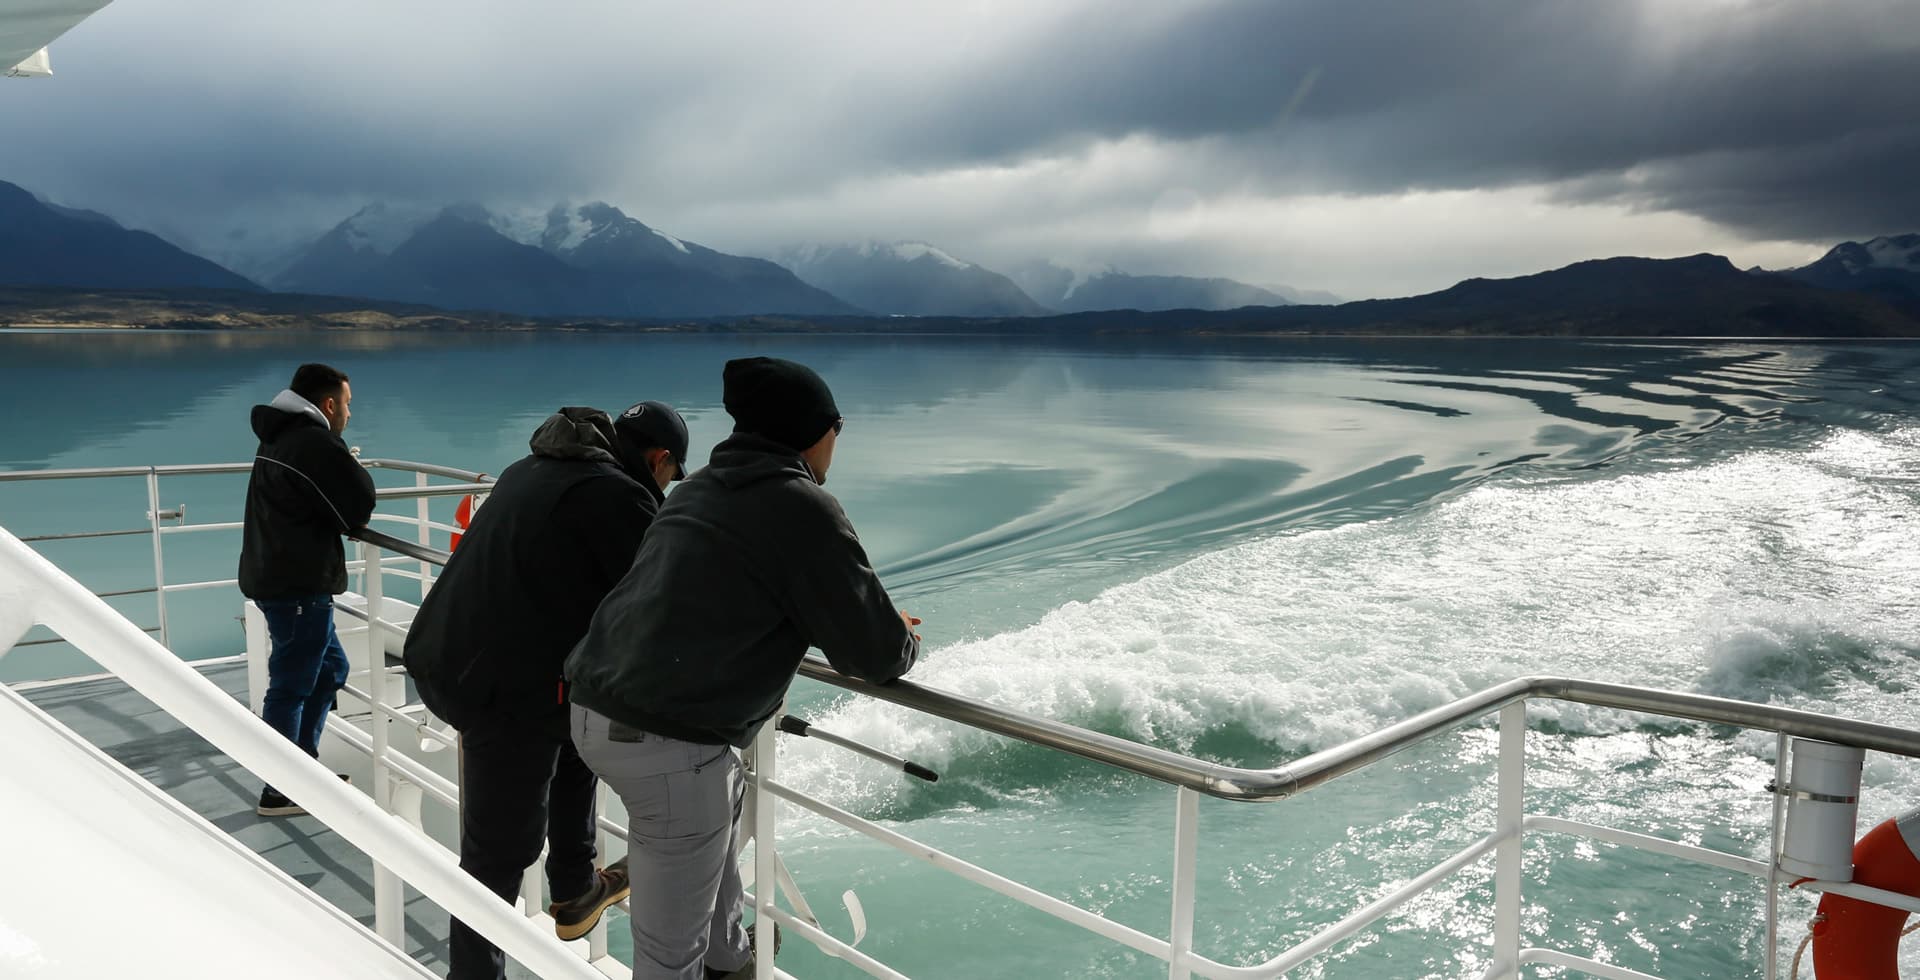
[785,426,1920,811]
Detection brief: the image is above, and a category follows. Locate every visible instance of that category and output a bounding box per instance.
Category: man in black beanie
[715,356,844,470]
[566,357,920,980]
[405,401,689,980]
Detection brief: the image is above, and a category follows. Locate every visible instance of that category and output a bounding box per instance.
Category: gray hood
[528,407,621,465]
[269,389,330,429]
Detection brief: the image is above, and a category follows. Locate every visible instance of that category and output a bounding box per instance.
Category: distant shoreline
[4,263,1918,339]
[2,321,146,330]
[5,325,1915,345]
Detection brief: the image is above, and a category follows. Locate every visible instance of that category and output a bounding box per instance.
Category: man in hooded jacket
[404,401,690,980]
[239,362,377,818]
[566,357,920,980]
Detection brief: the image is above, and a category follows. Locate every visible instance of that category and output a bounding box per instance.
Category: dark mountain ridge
[0,180,260,293]
[4,176,1914,336]
[1011,260,1302,312]
[274,202,856,318]
[1785,234,1920,314]
[777,242,1051,317]
[8,252,1917,338]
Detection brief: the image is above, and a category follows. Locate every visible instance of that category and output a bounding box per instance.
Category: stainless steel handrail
[347,527,451,569]
[374,482,493,501]
[804,664,1920,801]
[361,458,491,483]
[17,528,152,543]
[0,459,495,484]
[0,462,253,482]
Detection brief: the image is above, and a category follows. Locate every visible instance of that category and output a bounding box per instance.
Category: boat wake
[785,424,1920,820]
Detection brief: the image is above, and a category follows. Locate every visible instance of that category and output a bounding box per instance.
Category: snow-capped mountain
[275,202,855,318]
[777,241,1049,317]
[1788,234,1920,310]
[495,203,697,265]
[274,202,436,297]
[1012,261,1294,313]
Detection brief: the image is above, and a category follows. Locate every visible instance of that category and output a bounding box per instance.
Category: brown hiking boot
[549,857,631,941]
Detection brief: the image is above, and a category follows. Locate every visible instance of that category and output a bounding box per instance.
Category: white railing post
[1169,787,1200,980]
[521,864,543,919]
[415,472,435,599]
[1492,701,1526,979]
[588,783,616,962]
[362,539,404,944]
[145,469,170,648]
[752,716,779,980]
[1765,732,1789,980]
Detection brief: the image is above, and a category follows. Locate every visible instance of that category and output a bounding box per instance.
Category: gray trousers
[572,705,749,980]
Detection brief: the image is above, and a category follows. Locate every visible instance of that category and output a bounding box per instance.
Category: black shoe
[705,924,780,980]
[549,857,631,941]
[256,787,305,817]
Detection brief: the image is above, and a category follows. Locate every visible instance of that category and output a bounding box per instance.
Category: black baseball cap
[614,401,690,480]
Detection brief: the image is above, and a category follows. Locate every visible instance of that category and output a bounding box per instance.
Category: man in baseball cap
[614,399,691,482]
[405,399,690,980]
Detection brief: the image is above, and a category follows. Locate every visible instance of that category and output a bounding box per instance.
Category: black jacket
[238,390,377,600]
[566,433,919,748]
[404,408,663,734]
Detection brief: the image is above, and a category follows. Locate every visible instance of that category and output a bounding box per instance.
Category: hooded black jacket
[238,390,377,600]
[565,432,919,748]
[404,408,663,734]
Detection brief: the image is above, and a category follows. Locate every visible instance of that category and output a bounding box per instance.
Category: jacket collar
[268,389,330,430]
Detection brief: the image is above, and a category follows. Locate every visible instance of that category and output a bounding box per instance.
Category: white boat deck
[19,660,547,980]
[2,668,434,979]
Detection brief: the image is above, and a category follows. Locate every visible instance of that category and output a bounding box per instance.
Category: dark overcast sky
[3,0,1916,298]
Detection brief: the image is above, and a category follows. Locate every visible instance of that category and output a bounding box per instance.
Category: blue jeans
[258,595,350,759]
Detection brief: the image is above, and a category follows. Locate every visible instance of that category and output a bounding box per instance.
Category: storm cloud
[3,0,1915,298]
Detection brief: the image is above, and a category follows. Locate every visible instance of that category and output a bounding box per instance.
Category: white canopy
[1,1,115,77]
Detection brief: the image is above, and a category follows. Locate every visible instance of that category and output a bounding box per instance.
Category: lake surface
[3,330,1917,978]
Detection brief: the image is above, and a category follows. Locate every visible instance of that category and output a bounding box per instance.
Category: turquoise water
[3,331,1918,977]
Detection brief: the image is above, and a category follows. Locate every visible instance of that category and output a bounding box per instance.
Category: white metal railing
[0,524,601,980]
[0,459,487,655]
[732,704,1920,980]
[337,531,1920,980]
[9,459,1920,979]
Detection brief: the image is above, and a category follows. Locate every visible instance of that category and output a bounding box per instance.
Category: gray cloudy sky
[4,0,1916,299]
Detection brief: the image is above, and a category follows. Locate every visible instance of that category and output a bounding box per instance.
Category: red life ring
[1812,809,1920,979]
[450,494,475,553]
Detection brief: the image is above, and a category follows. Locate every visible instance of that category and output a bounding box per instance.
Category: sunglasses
[832,417,846,435]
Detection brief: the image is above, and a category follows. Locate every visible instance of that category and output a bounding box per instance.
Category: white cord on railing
[0,526,602,980]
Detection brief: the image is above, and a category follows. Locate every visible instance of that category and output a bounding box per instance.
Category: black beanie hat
[722,356,841,452]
